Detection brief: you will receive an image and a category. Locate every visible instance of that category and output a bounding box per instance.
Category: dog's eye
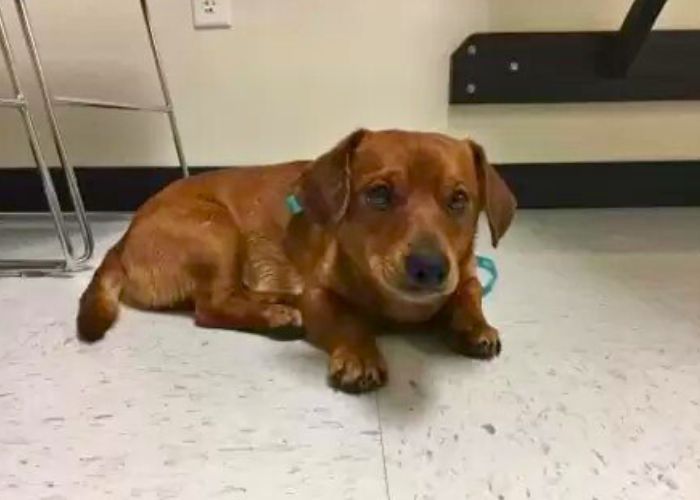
[447,188,469,213]
[365,184,393,210]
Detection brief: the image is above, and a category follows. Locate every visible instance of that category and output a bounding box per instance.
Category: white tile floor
[1,210,699,500]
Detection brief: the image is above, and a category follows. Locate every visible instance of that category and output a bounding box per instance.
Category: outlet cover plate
[192,0,231,30]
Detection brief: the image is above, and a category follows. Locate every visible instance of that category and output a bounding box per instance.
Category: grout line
[375,392,392,500]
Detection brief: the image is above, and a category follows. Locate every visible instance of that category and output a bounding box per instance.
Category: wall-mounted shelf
[450,0,700,104]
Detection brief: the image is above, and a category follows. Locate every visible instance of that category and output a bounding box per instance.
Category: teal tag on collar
[476,255,498,297]
[286,194,304,215]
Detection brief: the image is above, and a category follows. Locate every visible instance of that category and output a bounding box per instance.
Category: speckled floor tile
[377,209,700,500]
[1,210,699,500]
[0,216,386,499]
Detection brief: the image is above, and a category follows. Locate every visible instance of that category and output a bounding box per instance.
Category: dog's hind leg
[192,237,301,331]
[194,295,301,331]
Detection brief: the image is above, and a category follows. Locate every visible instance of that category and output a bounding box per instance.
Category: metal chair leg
[0,4,90,276]
[49,0,190,178]
[140,0,189,177]
[14,0,94,267]
[1,0,186,276]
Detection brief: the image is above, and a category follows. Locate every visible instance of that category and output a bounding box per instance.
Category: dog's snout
[405,250,449,289]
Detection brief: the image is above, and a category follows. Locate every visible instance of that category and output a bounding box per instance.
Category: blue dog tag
[476,255,498,297]
[285,194,304,215]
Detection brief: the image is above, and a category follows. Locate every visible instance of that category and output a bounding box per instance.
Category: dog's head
[296,129,516,321]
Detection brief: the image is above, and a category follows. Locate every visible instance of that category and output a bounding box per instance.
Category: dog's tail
[77,245,125,343]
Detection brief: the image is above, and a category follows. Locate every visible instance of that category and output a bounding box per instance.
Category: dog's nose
[405,251,449,289]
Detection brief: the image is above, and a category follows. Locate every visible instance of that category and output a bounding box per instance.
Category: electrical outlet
[192,0,232,29]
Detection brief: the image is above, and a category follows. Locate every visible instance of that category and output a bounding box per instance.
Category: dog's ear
[468,139,517,247]
[298,129,366,225]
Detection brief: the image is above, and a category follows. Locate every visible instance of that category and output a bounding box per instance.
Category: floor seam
[375,392,392,500]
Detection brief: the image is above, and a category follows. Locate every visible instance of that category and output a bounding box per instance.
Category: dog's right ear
[297,129,366,225]
[468,139,517,248]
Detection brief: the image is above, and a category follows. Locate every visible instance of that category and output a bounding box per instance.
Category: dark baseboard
[499,161,700,208]
[1,162,699,212]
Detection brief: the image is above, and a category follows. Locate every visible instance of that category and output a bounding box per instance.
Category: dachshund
[77,129,516,393]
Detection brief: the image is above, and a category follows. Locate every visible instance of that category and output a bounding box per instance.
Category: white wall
[0,0,699,168]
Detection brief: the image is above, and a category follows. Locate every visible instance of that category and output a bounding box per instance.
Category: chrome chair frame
[1,0,187,276]
[0,2,92,276]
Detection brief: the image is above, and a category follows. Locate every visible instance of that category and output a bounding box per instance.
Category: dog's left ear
[468,139,517,247]
[298,129,367,225]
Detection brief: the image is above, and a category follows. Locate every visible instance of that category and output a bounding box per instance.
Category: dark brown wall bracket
[450,0,700,104]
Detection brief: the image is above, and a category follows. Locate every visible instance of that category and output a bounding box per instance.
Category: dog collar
[285,194,304,215]
[476,255,498,297]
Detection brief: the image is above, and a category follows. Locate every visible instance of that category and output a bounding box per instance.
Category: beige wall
[0,0,698,168]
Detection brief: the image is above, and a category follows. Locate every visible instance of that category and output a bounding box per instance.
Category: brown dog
[77,129,516,393]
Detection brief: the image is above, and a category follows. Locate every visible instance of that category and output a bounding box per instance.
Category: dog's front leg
[301,287,387,393]
[443,257,502,359]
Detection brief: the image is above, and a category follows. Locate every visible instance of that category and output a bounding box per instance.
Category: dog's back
[77,161,308,342]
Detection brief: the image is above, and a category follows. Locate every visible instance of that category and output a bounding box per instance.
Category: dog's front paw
[328,345,388,394]
[263,305,302,328]
[446,325,502,359]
